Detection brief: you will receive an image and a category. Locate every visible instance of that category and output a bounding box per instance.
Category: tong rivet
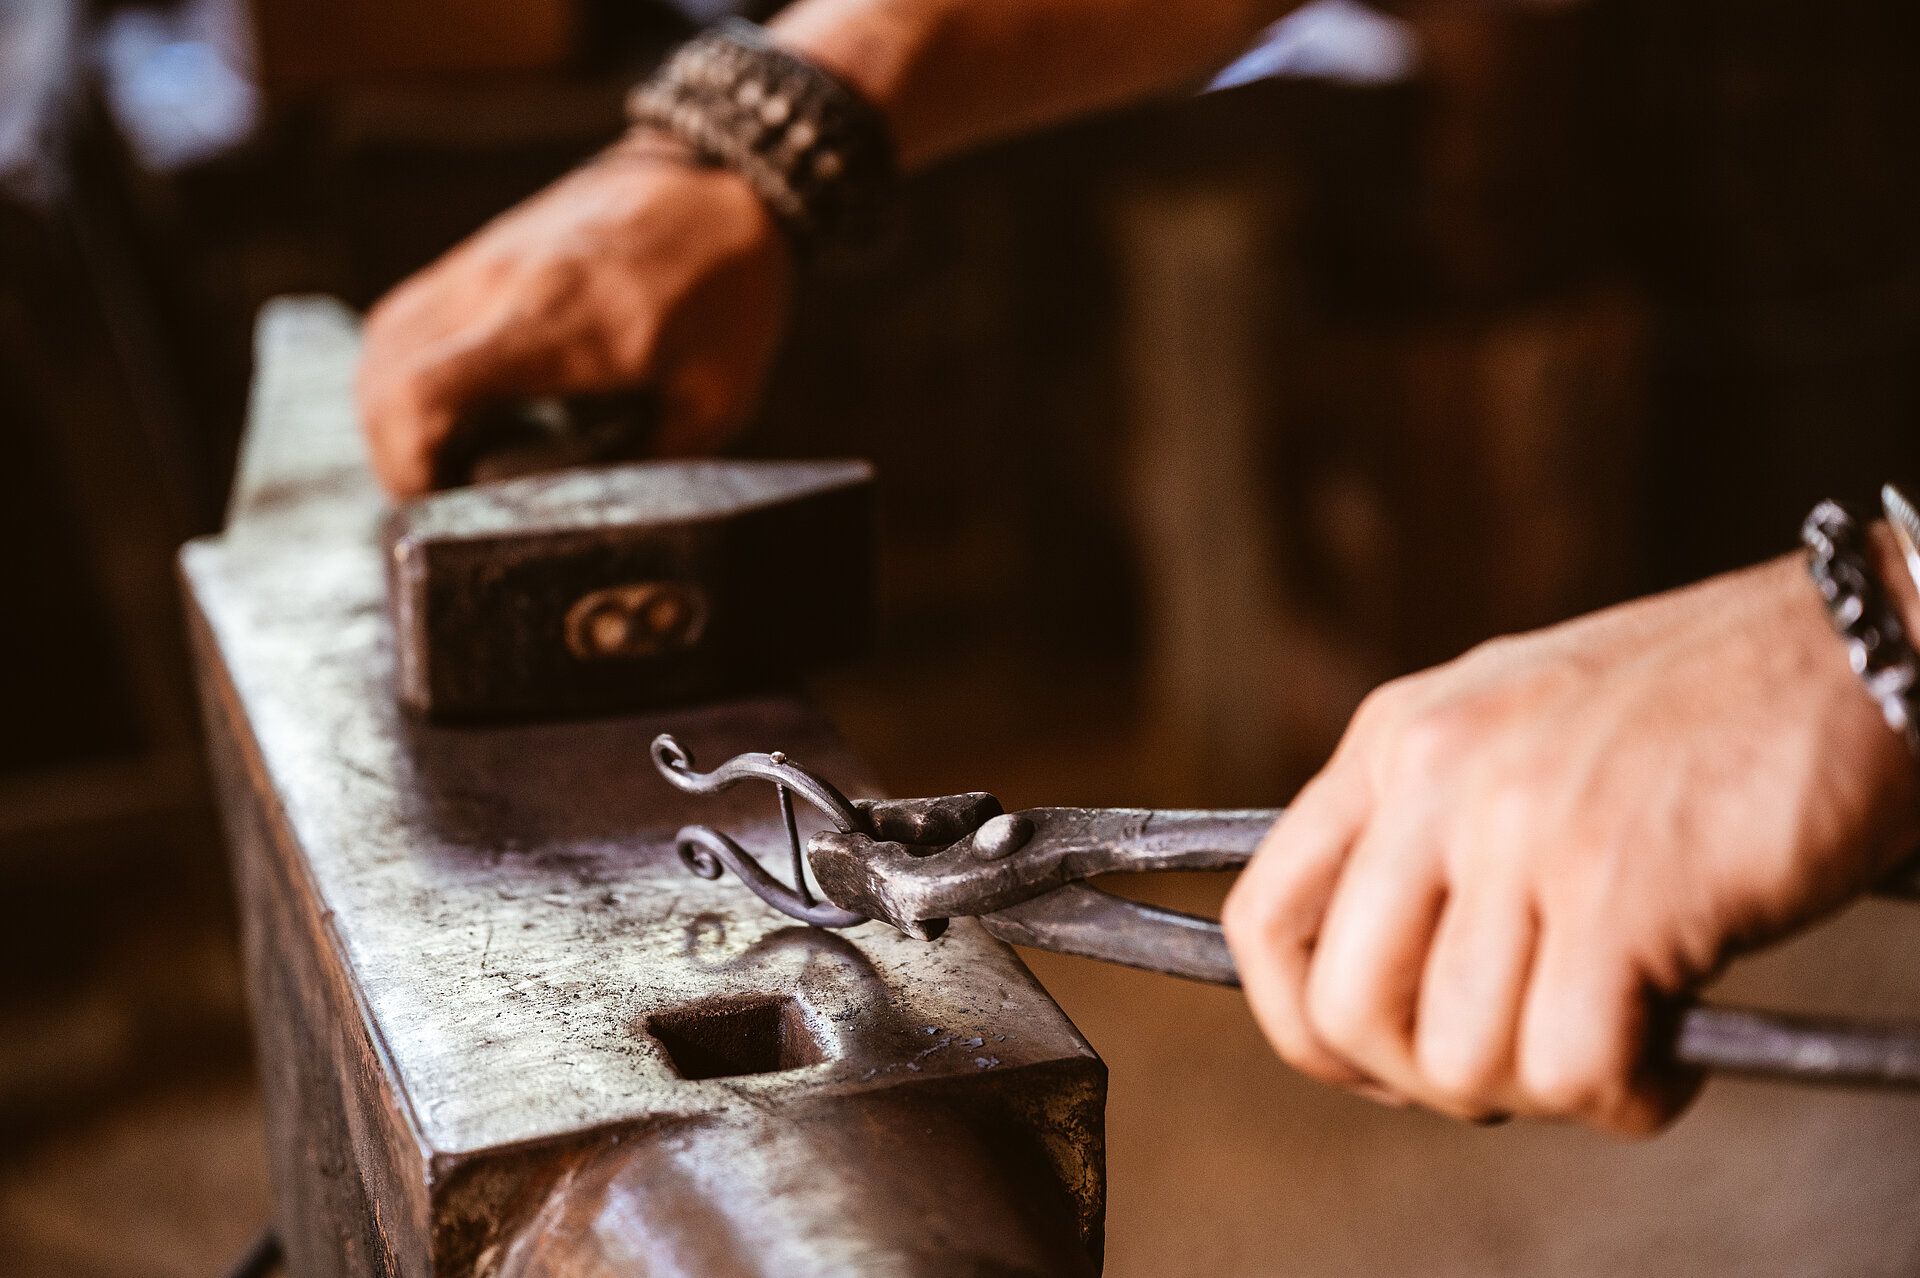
[972,813,1033,861]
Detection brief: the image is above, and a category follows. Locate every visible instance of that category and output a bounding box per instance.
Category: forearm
[769,0,1303,169]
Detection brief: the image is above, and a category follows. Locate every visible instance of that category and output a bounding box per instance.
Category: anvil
[183,298,1106,1277]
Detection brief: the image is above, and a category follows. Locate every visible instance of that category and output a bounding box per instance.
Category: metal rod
[777,783,813,907]
[1674,1003,1920,1088]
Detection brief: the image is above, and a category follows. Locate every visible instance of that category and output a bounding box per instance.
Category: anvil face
[185,298,1106,1277]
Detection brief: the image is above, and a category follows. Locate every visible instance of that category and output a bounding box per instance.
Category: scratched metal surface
[387,459,875,542]
[184,297,1104,1275]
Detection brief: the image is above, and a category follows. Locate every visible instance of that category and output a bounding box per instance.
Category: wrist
[1863,521,1920,872]
[599,125,704,170]
[626,20,898,253]
[1802,510,1920,871]
[1869,520,1920,646]
[591,127,781,242]
[768,0,922,162]
[1804,501,1920,752]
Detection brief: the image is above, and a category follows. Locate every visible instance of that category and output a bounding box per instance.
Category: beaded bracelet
[627,19,898,254]
[1802,499,1920,756]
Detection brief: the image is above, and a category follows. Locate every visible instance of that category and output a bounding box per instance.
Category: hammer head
[384,459,874,719]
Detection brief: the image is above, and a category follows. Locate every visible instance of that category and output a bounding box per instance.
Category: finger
[1515,922,1697,1135]
[369,325,589,496]
[1224,768,1384,1093]
[1412,877,1538,1120]
[357,358,461,500]
[358,267,529,497]
[358,293,535,498]
[1302,805,1448,1104]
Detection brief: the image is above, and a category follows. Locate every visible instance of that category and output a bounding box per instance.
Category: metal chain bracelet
[626,19,898,253]
[1802,498,1920,756]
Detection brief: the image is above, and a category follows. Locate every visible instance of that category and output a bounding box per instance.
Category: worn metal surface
[384,457,874,720]
[184,297,1105,1277]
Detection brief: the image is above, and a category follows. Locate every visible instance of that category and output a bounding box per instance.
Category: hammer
[384,397,874,720]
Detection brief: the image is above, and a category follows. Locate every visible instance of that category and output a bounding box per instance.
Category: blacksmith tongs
[651,733,1920,1090]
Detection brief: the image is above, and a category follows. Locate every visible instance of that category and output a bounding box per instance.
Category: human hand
[1222,539,1920,1134]
[356,131,792,498]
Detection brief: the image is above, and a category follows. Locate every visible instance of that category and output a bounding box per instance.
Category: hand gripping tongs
[652,734,1920,1090]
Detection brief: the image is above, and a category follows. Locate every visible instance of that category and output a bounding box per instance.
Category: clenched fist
[1223,537,1920,1134]
[355,131,792,498]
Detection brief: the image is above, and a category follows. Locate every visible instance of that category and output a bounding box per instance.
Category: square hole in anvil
[646,996,831,1079]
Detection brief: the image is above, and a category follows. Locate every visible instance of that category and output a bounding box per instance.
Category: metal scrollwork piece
[652,734,868,928]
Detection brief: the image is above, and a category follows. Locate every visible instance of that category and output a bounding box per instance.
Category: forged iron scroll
[675,823,868,928]
[654,733,869,927]
[653,734,864,832]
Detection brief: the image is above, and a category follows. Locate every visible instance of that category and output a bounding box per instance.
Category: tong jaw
[810,808,1114,934]
[838,793,1005,940]
[810,807,1271,936]
[861,792,1005,846]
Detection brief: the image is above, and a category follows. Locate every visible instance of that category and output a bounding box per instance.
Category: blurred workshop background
[6,0,1920,1274]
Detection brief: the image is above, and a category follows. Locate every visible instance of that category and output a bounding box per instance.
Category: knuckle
[381,361,437,410]
[1221,881,1298,967]
[363,367,460,486]
[1304,966,1373,1058]
[1471,776,1543,862]
[378,376,447,445]
[360,285,414,337]
[1517,1042,1619,1117]
[1268,1015,1374,1092]
[1292,1051,1368,1091]
[1351,677,1415,735]
[1219,884,1260,949]
[1383,707,1470,792]
[525,252,593,309]
[1415,1033,1502,1109]
[1462,631,1526,665]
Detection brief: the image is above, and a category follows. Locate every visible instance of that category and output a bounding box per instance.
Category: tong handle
[982,884,1240,984]
[980,883,1920,1090]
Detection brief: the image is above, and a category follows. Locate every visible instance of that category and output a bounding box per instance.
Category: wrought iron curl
[652,734,868,929]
